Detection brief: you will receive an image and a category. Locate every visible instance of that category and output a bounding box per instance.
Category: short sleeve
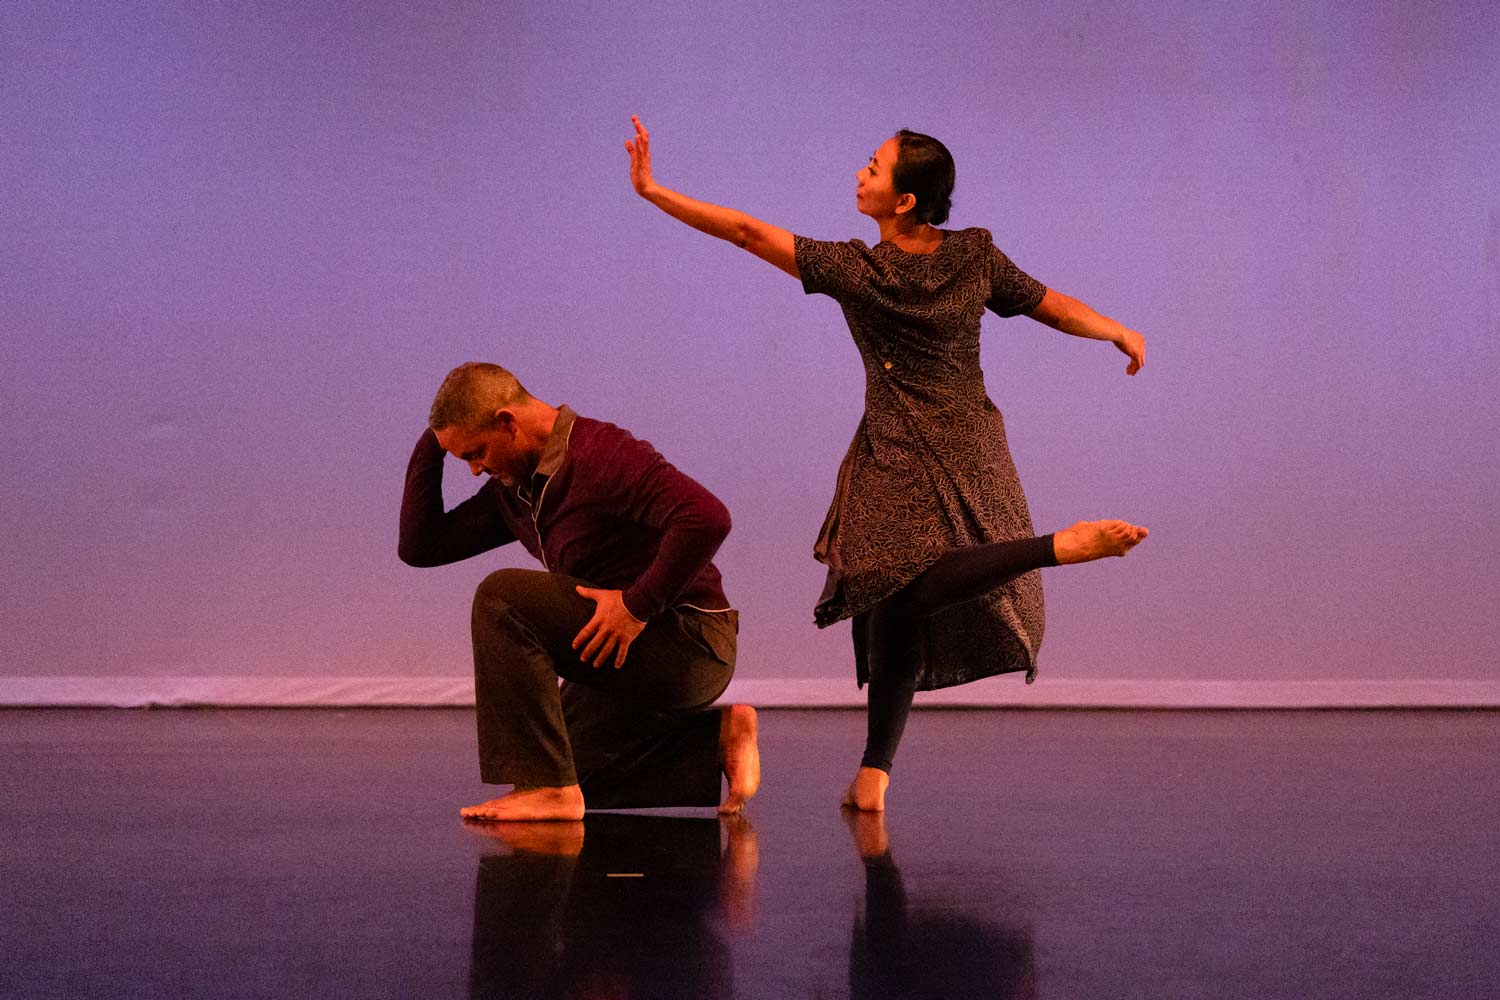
[986,243,1046,317]
[793,235,874,302]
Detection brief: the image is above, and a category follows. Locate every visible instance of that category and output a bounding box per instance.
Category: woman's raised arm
[626,116,799,279]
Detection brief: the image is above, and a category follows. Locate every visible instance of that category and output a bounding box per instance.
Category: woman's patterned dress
[793,227,1049,690]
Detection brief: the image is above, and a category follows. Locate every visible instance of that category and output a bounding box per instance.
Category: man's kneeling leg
[469,568,597,787]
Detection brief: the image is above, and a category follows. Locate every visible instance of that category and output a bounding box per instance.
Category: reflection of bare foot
[463,819,585,857]
[839,766,890,812]
[842,806,890,859]
[1052,520,1149,564]
[459,785,585,822]
[719,813,760,929]
[718,704,760,814]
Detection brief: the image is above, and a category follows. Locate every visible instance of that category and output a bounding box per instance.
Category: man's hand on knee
[572,587,648,669]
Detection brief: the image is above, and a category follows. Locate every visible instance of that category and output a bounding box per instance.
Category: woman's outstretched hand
[1114,327,1146,375]
[618,115,800,278]
[625,115,656,197]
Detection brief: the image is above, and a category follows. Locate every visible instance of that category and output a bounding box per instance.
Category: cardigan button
[883,360,893,370]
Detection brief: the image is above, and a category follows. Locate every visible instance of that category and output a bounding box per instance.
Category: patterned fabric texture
[794,227,1049,690]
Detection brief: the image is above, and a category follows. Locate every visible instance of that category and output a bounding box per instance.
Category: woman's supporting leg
[859,605,922,774]
[858,535,1059,780]
[842,602,915,811]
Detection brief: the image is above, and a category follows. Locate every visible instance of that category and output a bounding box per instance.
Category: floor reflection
[845,811,1037,999]
[466,813,757,999]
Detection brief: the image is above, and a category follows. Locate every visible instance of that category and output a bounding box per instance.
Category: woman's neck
[878,217,941,251]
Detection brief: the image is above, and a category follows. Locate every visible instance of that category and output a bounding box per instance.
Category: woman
[626,117,1148,812]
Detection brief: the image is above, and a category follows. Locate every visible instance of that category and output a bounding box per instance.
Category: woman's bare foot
[718,704,761,814]
[842,805,890,859]
[839,766,890,812]
[1052,519,1149,564]
[459,784,585,822]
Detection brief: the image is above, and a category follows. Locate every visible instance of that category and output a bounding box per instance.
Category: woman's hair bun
[893,129,956,226]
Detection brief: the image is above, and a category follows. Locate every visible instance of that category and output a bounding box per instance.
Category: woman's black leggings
[858,534,1058,773]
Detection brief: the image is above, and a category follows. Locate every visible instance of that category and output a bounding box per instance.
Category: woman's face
[855,136,909,219]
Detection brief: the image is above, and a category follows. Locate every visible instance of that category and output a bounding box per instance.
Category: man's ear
[894,192,917,217]
[491,409,519,435]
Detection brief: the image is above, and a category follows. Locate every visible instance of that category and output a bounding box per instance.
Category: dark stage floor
[2,708,1497,999]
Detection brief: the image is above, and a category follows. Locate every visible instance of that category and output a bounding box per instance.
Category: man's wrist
[619,589,652,624]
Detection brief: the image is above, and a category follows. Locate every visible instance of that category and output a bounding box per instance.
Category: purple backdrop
[3,0,1498,685]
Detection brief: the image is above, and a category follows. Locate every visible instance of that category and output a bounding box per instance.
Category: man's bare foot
[839,766,890,812]
[1052,519,1149,564]
[459,784,585,822]
[462,819,585,856]
[718,704,760,814]
[842,805,890,859]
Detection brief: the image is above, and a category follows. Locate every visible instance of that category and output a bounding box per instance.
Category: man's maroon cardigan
[398,406,733,620]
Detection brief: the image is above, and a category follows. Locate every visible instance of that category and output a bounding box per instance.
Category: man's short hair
[428,362,532,431]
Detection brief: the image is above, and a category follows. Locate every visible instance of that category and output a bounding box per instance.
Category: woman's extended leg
[898,534,1058,618]
[901,519,1148,617]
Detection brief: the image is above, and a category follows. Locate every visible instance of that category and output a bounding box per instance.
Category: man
[399,362,759,820]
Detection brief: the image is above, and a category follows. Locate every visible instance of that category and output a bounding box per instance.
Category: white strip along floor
[3,676,1499,708]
